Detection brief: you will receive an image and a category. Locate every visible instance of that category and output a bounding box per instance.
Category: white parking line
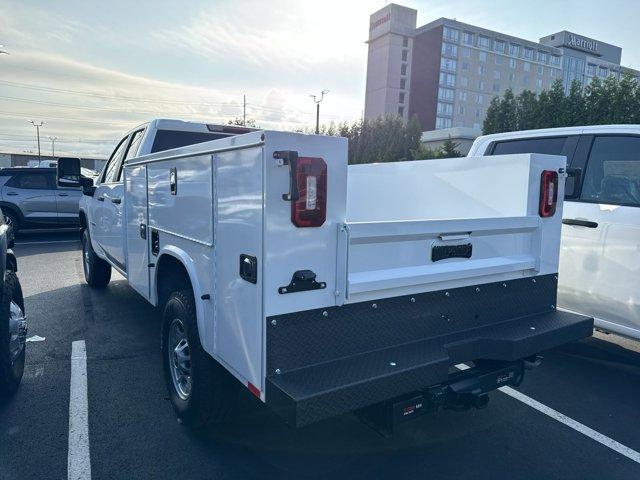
[454,364,640,464]
[68,340,91,480]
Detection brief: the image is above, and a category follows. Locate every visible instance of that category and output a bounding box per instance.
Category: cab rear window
[150,130,229,153]
[490,137,568,156]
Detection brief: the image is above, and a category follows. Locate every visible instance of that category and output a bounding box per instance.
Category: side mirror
[565,168,582,200]
[80,177,96,197]
[57,157,82,188]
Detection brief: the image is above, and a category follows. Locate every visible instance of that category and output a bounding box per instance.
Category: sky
[1,0,639,158]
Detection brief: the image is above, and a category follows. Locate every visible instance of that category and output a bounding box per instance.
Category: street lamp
[28,120,45,159]
[310,90,329,135]
[48,136,58,158]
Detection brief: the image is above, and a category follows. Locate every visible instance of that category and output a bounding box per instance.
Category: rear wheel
[0,271,26,399]
[82,229,111,288]
[162,289,238,428]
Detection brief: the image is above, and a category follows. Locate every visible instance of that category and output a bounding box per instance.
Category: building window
[441,58,457,72]
[403,36,409,47]
[479,51,487,63]
[523,76,529,86]
[402,49,408,61]
[435,117,452,129]
[493,70,501,80]
[478,35,490,49]
[398,106,404,116]
[599,66,608,78]
[550,68,556,78]
[475,108,482,119]
[478,80,485,90]
[537,51,548,63]
[437,102,453,116]
[439,72,456,87]
[493,82,500,92]
[460,76,469,87]
[438,87,455,101]
[536,78,543,88]
[587,63,596,76]
[463,31,474,45]
[494,40,505,53]
[459,90,467,101]
[478,65,486,75]
[401,63,407,75]
[400,78,406,89]
[495,55,503,65]
[462,61,469,71]
[537,65,544,75]
[443,26,460,43]
[524,62,531,72]
[509,58,517,69]
[509,72,516,82]
[442,42,458,57]
[509,44,520,56]
[458,105,465,115]
[399,92,405,104]
[524,47,534,60]
[550,55,561,66]
[476,94,484,104]
[462,46,471,58]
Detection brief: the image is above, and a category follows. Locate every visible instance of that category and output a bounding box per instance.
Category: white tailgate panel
[124,164,150,299]
[214,146,264,389]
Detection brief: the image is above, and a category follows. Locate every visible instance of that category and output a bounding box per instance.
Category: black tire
[162,289,238,428]
[0,271,25,399]
[3,211,19,237]
[82,229,111,288]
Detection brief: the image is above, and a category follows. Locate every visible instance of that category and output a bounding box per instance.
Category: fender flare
[154,246,210,351]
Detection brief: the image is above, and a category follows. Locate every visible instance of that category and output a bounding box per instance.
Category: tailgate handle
[562,219,598,228]
[432,243,472,262]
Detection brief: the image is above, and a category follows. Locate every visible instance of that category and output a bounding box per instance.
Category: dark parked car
[0,167,94,234]
[0,209,26,398]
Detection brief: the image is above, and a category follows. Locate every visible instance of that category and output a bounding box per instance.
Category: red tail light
[539,170,558,217]
[291,157,327,227]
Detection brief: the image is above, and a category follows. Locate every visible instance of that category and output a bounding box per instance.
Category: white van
[469,125,640,341]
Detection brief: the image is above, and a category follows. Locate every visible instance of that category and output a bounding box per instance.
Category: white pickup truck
[58,119,592,430]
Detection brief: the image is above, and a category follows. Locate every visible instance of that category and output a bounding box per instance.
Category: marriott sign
[566,34,598,53]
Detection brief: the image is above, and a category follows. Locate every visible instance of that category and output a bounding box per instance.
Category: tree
[441,137,463,157]
[228,117,258,127]
[483,74,640,135]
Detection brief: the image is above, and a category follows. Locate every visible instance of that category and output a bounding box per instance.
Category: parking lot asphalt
[1,231,640,480]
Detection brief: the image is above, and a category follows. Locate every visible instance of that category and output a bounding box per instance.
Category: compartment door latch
[278,270,326,294]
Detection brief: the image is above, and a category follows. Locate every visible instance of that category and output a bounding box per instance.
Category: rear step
[266,308,592,427]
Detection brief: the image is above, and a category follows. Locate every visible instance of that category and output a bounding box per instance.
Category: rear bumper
[265,275,593,427]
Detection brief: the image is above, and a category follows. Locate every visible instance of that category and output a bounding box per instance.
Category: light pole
[48,136,58,158]
[28,120,45,159]
[310,90,329,135]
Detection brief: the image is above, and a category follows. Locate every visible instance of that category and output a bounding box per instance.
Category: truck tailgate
[266,275,592,427]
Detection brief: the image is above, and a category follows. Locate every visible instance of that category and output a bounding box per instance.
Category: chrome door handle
[110,197,121,204]
[6,192,18,196]
[563,219,598,228]
[58,193,69,197]
[97,196,105,202]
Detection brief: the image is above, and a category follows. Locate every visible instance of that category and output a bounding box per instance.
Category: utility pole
[48,136,58,157]
[243,94,246,126]
[310,90,329,134]
[28,120,45,159]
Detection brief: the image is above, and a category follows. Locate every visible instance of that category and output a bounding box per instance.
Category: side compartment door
[559,134,640,338]
[124,163,150,299]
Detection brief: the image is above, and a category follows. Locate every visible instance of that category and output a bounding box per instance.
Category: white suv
[469,125,640,341]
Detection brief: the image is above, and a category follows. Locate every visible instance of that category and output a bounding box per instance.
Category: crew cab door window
[102,137,128,184]
[6,171,54,189]
[580,135,640,206]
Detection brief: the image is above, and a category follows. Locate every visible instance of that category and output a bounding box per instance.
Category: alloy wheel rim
[168,318,192,400]
[8,300,25,364]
